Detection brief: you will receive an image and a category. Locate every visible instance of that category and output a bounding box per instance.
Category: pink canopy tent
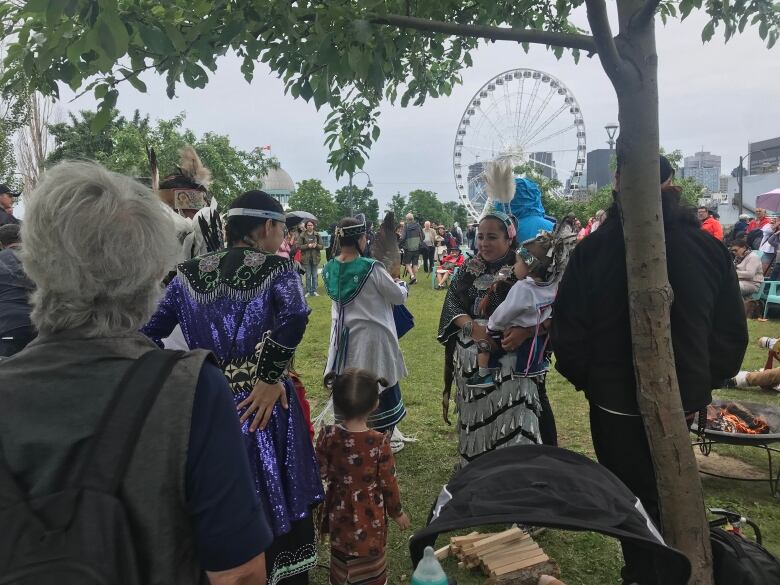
[756,189,780,212]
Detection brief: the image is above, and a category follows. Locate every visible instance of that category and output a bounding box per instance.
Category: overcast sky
[59,10,780,208]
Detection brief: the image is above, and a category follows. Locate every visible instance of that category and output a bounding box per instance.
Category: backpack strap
[76,349,184,494]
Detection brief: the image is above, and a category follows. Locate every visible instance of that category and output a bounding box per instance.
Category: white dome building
[261,166,295,210]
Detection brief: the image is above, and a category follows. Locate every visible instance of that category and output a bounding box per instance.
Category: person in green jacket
[299,220,323,296]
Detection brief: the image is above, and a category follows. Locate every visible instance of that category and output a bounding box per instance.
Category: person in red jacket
[698,206,724,240]
[747,208,771,233]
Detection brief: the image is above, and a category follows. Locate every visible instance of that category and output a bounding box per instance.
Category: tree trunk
[612,3,713,584]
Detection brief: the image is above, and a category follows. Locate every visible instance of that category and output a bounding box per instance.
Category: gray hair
[21,161,179,336]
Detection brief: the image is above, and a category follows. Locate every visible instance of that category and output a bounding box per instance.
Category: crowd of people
[0,149,763,585]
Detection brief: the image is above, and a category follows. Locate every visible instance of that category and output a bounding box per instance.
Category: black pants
[422,246,435,272]
[266,514,314,585]
[0,325,35,358]
[589,405,660,585]
[537,379,557,447]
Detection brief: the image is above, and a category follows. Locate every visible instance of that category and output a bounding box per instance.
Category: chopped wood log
[451,532,484,545]
[483,560,560,585]
[490,553,549,577]
[435,545,450,561]
[465,527,524,552]
[484,545,543,571]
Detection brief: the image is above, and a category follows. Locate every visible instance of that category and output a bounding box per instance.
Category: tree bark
[611,2,713,583]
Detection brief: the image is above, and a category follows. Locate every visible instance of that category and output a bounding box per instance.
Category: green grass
[295,276,780,584]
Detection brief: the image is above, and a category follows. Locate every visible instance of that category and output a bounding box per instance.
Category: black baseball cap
[0,184,20,197]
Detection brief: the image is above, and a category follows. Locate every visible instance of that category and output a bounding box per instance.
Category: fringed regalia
[437,249,542,466]
[143,247,324,585]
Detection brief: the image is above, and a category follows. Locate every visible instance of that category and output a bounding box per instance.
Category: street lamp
[347,170,373,217]
[605,123,619,150]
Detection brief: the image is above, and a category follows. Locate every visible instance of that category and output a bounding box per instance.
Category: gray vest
[0,331,209,585]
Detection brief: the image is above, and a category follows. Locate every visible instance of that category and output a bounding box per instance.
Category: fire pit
[691,399,780,496]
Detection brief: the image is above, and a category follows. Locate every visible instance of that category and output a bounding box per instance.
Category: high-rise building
[467,161,487,203]
[586,148,613,191]
[719,175,730,194]
[682,151,721,194]
[529,152,557,181]
[749,137,780,175]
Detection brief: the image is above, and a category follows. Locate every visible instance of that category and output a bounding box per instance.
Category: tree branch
[371,14,597,53]
[583,0,627,82]
[632,0,662,30]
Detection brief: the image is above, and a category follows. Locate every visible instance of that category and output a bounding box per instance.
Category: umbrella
[286,210,318,228]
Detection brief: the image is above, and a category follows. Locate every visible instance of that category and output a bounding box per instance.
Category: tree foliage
[0,44,29,185]
[4,1,776,178]
[288,179,340,227]
[334,185,379,225]
[46,108,277,205]
[385,193,407,219]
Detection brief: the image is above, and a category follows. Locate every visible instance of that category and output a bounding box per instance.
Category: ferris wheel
[453,69,587,219]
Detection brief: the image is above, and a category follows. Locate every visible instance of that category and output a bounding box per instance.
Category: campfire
[706,402,770,435]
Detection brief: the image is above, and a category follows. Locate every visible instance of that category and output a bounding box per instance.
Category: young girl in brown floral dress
[316,368,411,585]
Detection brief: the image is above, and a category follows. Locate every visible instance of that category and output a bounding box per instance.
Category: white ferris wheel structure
[453,68,587,220]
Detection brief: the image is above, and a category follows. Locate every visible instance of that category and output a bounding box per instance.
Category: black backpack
[0,349,182,585]
[712,527,780,585]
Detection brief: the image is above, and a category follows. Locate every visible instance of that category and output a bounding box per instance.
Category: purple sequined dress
[143,247,324,584]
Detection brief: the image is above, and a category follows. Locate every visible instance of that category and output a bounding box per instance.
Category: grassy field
[294,274,780,585]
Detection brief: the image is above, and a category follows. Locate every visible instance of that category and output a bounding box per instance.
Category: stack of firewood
[436,527,560,585]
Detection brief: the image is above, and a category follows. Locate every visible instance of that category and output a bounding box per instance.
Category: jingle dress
[322,256,408,433]
[437,250,543,466]
[143,247,324,585]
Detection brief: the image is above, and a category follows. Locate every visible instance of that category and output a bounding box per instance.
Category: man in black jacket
[551,155,748,584]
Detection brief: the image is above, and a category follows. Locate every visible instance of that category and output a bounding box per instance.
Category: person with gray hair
[400,212,423,284]
[0,162,272,584]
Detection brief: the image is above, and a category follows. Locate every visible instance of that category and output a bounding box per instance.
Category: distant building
[586,148,613,191]
[683,151,721,194]
[261,166,295,209]
[719,175,730,194]
[529,152,557,181]
[749,137,780,175]
[467,161,487,203]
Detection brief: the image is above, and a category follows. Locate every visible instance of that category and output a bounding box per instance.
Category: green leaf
[46,0,67,24]
[138,24,175,55]
[92,90,118,132]
[96,10,129,60]
[701,21,715,42]
[121,70,147,93]
[463,52,473,67]
[94,83,109,99]
[679,0,695,20]
[163,23,187,52]
[372,126,380,141]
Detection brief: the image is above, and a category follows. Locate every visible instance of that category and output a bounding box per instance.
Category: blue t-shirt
[186,362,273,571]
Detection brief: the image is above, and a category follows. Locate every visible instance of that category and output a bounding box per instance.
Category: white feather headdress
[483,159,515,205]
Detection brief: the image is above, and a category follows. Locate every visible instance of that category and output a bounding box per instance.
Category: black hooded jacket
[551,190,748,414]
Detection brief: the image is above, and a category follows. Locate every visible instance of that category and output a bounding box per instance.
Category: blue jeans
[304,258,318,294]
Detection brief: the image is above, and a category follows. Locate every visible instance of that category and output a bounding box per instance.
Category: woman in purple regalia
[143,190,324,585]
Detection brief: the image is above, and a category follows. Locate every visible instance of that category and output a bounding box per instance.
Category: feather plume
[483,159,515,204]
[177,146,212,188]
[371,212,402,278]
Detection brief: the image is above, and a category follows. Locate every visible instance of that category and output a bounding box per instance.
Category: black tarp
[409,445,691,584]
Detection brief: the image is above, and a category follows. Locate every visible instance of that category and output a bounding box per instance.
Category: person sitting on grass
[435,246,465,289]
[468,227,574,387]
[316,368,411,585]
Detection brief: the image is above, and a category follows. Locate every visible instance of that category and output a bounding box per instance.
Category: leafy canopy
[287,179,340,227]
[3,1,777,178]
[47,108,278,205]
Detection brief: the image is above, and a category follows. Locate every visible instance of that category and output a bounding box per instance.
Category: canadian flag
[261,145,272,151]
